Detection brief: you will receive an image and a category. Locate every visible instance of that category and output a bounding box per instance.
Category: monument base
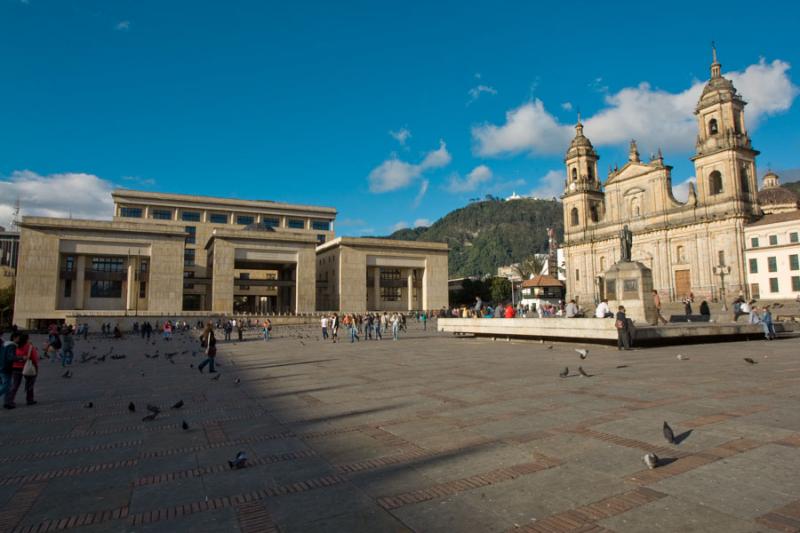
[603,261,656,325]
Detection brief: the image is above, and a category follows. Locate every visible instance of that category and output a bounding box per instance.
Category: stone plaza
[1,323,798,532]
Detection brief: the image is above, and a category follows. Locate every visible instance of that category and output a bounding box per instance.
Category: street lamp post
[713,264,731,312]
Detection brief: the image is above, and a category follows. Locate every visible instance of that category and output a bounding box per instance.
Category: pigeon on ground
[84,402,94,408]
[97,355,106,362]
[228,451,247,469]
[211,373,221,381]
[744,357,757,365]
[234,377,241,385]
[181,420,189,430]
[547,345,554,350]
[578,366,590,377]
[575,348,588,359]
[643,453,659,469]
[663,421,675,444]
[172,400,184,409]
[677,354,689,360]
[142,413,157,422]
[146,404,160,414]
[128,402,136,412]
[61,370,72,378]
[559,367,569,378]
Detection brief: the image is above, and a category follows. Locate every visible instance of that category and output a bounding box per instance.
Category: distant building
[0,229,19,290]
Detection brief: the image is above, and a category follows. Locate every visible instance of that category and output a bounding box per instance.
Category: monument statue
[619,225,633,262]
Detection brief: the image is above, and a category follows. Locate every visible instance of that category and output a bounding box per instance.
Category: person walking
[61,326,75,367]
[321,315,329,340]
[421,311,427,331]
[391,314,400,340]
[331,313,339,343]
[615,305,632,351]
[4,333,39,409]
[236,321,243,341]
[262,319,271,341]
[198,322,217,373]
[374,314,382,340]
[0,332,16,401]
[349,315,360,343]
[652,290,668,325]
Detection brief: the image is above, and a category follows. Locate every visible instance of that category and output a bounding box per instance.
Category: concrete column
[407,269,414,311]
[373,267,380,310]
[75,255,86,309]
[126,262,135,310]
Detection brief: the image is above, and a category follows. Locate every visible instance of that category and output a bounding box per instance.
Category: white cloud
[672,176,696,203]
[414,218,431,228]
[412,179,429,208]
[473,58,798,156]
[529,169,566,199]
[389,127,411,146]
[368,140,451,193]
[0,170,115,228]
[446,165,493,193]
[467,84,498,105]
[115,20,130,31]
[561,102,573,111]
[391,221,408,232]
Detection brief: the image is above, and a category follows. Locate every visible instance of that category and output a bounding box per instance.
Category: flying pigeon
[578,366,590,377]
[84,402,94,408]
[228,451,247,469]
[146,404,160,414]
[575,348,588,359]
[172,400,184,409]
[128,402,136,412]
[142,413,157,422]
[181,420,189,431]
[744,358,757,365]
[643,453,659,469]
[663,421,675,444]
[211,373,221,381]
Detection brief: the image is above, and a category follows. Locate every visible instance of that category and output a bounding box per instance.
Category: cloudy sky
[0,0,798,234]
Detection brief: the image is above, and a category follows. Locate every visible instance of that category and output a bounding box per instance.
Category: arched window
[709,171,723,195]
[570,207,579,226]
[740,164,750,193]
[571,167,578,181]
[587,165,594,181]
[708,118,718,135]
[676,245,685,263]
[590,204,599,223]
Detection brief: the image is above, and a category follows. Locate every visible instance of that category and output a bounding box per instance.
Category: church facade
[561,50,763,305]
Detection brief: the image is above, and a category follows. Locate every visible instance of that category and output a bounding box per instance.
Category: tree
[0,284,14,327]
[512,255,546,280]
[490,277,511,304]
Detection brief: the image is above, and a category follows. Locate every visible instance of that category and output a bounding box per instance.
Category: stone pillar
[373,267,380,310]
[407,269,414,311]
[126,262,136,311]
[75,255,86,310]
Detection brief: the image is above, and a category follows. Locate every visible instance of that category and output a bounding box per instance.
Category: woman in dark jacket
[198,322,217,374]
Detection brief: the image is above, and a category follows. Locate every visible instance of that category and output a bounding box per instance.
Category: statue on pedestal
[619,225,633,262]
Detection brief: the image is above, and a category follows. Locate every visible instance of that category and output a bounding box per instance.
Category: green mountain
[384,198,563,278]
[783,180,800,196]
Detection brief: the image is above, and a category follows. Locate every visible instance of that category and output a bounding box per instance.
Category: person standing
[331,313,339,343]
[682,296,693,317]
[615,305,632,351]
[198,322,217,373]
[0,331,19,401]
[373,314,382,340]
[321,315,329,340]
[391,314,400,340]
[652,290,668,325]
[761,305,776,340]
[349,315,360,343]
[236,321,243,341]
[421,311,427,331]
[4,333,39,408]
[61,326,75,367]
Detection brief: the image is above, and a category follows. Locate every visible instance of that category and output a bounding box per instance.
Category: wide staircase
[658,298,800,324]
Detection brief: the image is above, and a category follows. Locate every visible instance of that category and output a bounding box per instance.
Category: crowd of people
[319,311,427,342]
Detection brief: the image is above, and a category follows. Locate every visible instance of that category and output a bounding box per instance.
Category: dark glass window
[792,276,800,292]
[139,281,147,298]
[237,215,255,225]
[184,249,195,266]
[790,254,799,271]
[380,269,401,281]
[209,213,228,224]
[91,257,124,272]
[748,258,758,274]
[181,211,201,222]
[262,217,280,228]
[64,256,74,272]
[312,220,330,231]
[183,270,194,289]
[91,280,122,298]
[751,237,759,248]
[790,232,799,244]
[769,278,779,293]
[709,171,723,195]
[380,287,401,301]
[288,219,305,229]
[185,226,196,244]
[151,209,173,220]
[767,257,777,273]
[769,235,778,246]
[317,234,326,244]
[64,279,72,298]
[140,260,148,272]
[120,207,142,218]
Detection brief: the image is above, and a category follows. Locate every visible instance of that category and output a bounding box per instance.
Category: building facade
[562,50,763,305]
[13,190,449,327]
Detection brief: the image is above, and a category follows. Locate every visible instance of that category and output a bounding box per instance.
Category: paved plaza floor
[1,322,799,532]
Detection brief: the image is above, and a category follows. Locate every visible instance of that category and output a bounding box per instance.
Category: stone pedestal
[603,261,656,325]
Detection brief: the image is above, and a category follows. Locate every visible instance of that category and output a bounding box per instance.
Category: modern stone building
[561,50,773,305]
[14,190,448,327]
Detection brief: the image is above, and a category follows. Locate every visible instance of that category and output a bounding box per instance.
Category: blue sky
[1,0,798,234]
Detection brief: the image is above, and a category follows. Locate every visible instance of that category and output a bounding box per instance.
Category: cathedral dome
[758,186,799,207]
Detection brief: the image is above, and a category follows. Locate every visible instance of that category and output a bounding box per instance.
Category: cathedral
[561,49,788,305]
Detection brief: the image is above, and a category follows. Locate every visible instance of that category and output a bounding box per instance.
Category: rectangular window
[64,279,72,298]
[181,211,201,222]
[236,215,255,225]
[185,226,196,244]
[769,235,778,246]
[380,287,401,301]
[717,250,725,266]
[751,237,759,248]
[261,217,280,228]
[184,249,195,266]
[312,220,330,231]
[183,270,194,289]
[239,272,250,290]
[748,258,758,274]
[120,207,142,218]
[575,269,580,281]
[791,232,799,244]
[288,219,305,229]
[140,259,148,272]
[151,209,173,220]
[750,283,760,299]
[90,280,122,298]
[768,257,777,273]
[91,257,124,272]
[209,213,228,224]
[317,234,326,244]
[790,254,799,271]
[64,255,74,272]
[380,269,401,281]
[792,276,800,292]
[139,281,147,298]
[769,277,779,293]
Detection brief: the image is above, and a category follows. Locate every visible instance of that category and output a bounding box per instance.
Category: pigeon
[181,420,189,430]
[84,402,94,408]
[97,355,106,362]
[578,366,590,377]
[643,453,659,469]
[234,377,241,385]
[677,354,689,360]
[128,402,136,412]
[547,345,554,350]
[663,421,675,444]
[142,413,157,422]
[61,370,72,378]
[559,367,569,378]
[744,357,757,365]
[228,451,247,469]
[146,404,160,414]
[211,373,221,381]
[575,348,588,359]
[172,400,184,409]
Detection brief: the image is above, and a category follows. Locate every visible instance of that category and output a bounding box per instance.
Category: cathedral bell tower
[562,116,604,242]
[691,45,760,215]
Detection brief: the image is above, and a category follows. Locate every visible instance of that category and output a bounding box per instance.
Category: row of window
[751,233,799,248]
[119,206,331,230]
[754,277,800,295]
[749,254,800,274]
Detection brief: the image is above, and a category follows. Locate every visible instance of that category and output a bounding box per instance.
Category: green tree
[512,255,546,280]
[490,277,511,304]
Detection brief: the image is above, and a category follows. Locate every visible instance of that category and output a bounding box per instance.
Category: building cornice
[19,217,186,237]
[316,237,449,253]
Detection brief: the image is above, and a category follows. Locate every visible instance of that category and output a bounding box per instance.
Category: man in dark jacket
[0,332,19,398]
[615,305,632,350]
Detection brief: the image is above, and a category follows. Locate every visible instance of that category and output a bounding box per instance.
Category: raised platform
[437,317,797,345]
